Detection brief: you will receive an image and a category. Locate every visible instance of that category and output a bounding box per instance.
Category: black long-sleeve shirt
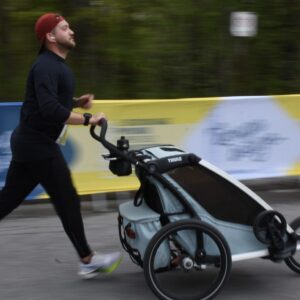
[11,49,75,161]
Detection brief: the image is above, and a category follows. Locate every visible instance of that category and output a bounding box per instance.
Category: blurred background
[0,0,300,102]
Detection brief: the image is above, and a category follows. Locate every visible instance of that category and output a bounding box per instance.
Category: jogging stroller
[90,120,300,300]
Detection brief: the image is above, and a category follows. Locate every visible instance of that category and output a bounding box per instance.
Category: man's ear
[46,32,56,43]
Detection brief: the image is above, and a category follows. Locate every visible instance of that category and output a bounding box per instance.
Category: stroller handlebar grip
[90,118,107,142]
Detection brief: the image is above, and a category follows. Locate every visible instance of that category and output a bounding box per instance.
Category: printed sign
[230,12,258,37]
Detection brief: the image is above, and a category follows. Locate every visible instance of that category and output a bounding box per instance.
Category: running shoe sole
[78,257,123,279]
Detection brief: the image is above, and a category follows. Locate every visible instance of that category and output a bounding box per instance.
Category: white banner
[184,96,300,179]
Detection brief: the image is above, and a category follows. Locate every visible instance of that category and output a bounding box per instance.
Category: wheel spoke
[144,220,231,300]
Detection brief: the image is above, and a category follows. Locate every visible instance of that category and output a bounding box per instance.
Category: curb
[242,176,300,191]
[23,176,300,207]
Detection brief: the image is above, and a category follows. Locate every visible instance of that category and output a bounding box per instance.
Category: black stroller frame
[90,120,300,300]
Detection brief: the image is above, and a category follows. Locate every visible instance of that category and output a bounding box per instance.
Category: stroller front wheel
[284,217,300,274]
[143,219,232,300]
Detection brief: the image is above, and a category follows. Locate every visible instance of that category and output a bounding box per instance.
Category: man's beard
[57,38,76,51]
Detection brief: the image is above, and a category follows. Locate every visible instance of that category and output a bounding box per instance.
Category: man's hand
[74,94,94,109]
[90,112,106,126]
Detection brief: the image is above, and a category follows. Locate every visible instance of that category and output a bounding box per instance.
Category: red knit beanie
[35,13,65,43]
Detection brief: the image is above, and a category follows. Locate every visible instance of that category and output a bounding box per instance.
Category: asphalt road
[0,188,299,300]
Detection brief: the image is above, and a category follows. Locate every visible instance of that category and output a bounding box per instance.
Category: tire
[143,219,232,300]
[284,217,300,274]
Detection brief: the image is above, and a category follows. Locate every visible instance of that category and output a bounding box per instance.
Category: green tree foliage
[0,0,300,101]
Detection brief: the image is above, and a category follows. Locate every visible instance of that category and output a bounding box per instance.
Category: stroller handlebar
[90,118,119,155]
[90,119,136,163]
[89,119,200,177]
[90,118,107,143]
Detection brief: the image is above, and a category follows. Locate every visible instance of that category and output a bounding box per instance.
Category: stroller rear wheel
[143,219,232,300]
[284,217,300,274]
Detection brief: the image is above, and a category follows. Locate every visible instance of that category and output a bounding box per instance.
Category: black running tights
[0,152,92,259]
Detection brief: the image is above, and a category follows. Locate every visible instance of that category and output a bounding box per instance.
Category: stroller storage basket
[118,201,170,269]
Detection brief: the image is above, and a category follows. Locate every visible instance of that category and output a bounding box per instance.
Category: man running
[0,13,121,279]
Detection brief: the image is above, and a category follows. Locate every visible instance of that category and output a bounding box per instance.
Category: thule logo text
[168,157,182,163]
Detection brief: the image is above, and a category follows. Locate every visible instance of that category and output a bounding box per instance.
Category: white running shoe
[78,251,122,279]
